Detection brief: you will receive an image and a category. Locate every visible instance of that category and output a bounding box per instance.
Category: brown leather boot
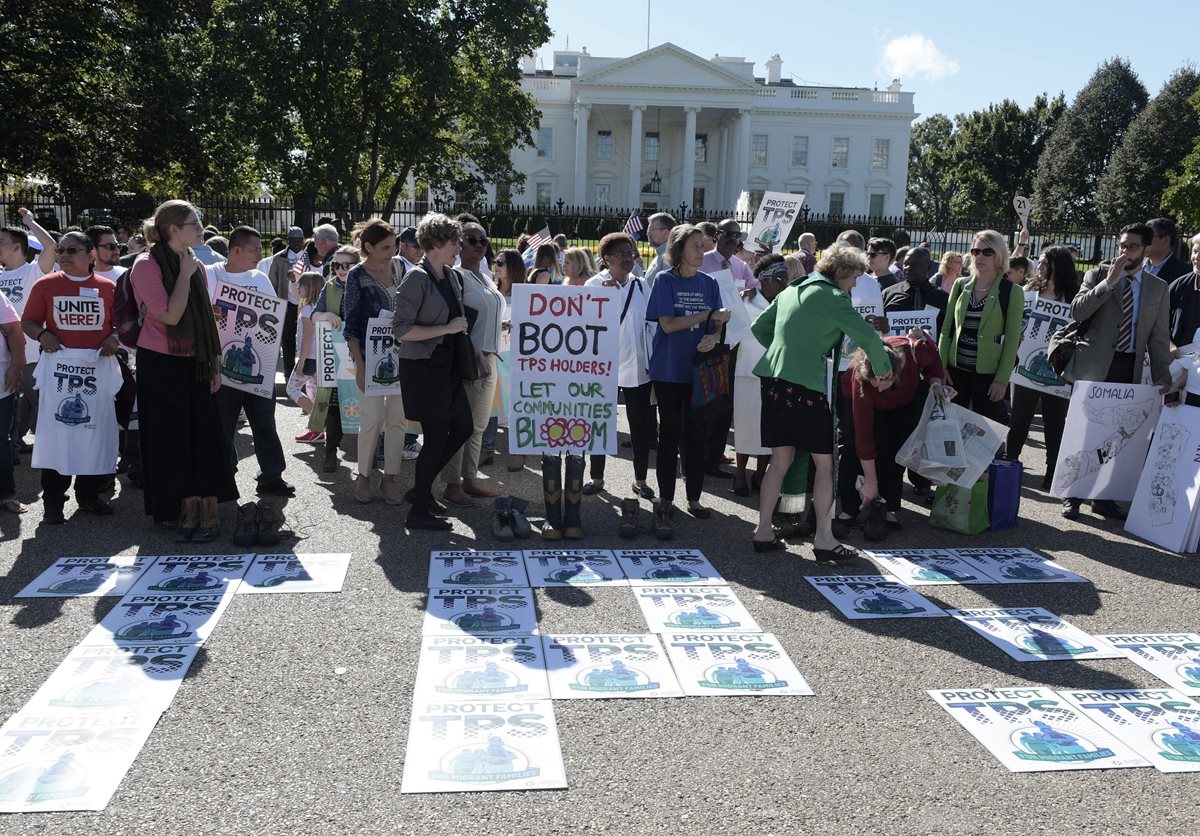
[193,496,221,543]
[175,497,201,543]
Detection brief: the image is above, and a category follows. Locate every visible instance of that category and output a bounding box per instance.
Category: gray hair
[313,223,339,243]
[816,242,869,279]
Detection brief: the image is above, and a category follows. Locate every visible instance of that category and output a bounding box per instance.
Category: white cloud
[878,34,960,82]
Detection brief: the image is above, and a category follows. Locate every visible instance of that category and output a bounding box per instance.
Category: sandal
[1,498,28,514]
[813,543,859,564]
[751,537,785,553]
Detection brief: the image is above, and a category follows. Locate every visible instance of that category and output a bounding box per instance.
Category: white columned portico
[573,102,590,205]
[627,105,644,208]
[681,107,699,217]
[733,108,751,207]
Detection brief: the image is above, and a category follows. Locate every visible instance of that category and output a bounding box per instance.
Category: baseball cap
[27,234,44,252]
[399,226,418,246]
[287,226,305,240]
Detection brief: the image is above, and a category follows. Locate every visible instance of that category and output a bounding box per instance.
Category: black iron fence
[2,189,1181,264]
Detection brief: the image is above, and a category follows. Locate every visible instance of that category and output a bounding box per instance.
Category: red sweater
[839,336,945,459]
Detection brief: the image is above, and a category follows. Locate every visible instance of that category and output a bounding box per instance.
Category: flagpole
[646,0,650,51]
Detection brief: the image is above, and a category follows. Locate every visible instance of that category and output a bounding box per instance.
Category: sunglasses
[969,247,995,257]
[332,261,355,270]
[718,230,744,239]
[97,242,121,250]
[464,235,489,247]
[56,246,87,256]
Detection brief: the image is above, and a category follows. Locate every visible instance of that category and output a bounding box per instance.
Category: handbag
[1047,316,1091,376]
[929,476,990,534]
[447,268,480,382]
[987,458,1022,530]
[689,314,732,421]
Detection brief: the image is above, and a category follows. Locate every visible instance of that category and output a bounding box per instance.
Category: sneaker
[1061,498,1080,520]
[508,497,533,538]
[403,441,421,461]
[492,497,515,542]
[295,429,325,443]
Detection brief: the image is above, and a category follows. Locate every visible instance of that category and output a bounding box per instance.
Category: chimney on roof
[521,55,536,74]
[765,54,783,85]
[888,78,902,92]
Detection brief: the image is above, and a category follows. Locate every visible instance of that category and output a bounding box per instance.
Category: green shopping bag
[929,476,990,534]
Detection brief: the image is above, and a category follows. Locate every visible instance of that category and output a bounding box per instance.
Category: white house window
[536,182,552,207]
[791,136,809,167]
[594,183,611,206]
[872,139,890,170]
[695,134,708,163]
[750,134,768,166]
[832,137,849,168]
[869,193,885,216]
[644,132,660,162]
[692,187,705,211]
[596,130,612,161]
[536,127,554,158]
[829,192,845,215]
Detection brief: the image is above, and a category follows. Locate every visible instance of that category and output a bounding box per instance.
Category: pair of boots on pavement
[176,496,221,543]
[541,455,583,540]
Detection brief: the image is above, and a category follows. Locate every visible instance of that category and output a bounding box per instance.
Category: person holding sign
[938,230,1024,423]
[0,289,24,513]
[750,243,892,558]
[645,224,731,537]
[128,200,236,539]
[393,213,475,532]
[21,230,121,523]
[1006,246,1079,490]
[344,219,407,506]
[308,244,359,472]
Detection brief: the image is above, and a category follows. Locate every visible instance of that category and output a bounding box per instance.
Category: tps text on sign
[509,284,620,455]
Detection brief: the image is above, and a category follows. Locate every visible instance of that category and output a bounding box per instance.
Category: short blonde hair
[969,230,1010,279]
[815,242,869,279]
[415,212,461,251]
[784,254,806,281]
[563,247,597,280]
[940,250,963,271]
[334,244,360,262]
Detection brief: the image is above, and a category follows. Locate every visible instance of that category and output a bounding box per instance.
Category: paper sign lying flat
[81,588,240,648]
[1057,688,1200,773]
[401,700,567,793]
[16,556,157,598]
[423,587,539,637]
[238,553,350,594]
[947,607,1121,662]
[805,575,948,619]
[1097,633,1200,696]
[660,633,813,696]
[614,549,724,586]
[951,548,1088,584]
[929,687,1149,772]
[540,634,683,699]
[414,635,551,702]
[522,549,626,587]
[428,551,529,589]
[864,549,997,585]
[633,585,761,633]
[124,553,253,596]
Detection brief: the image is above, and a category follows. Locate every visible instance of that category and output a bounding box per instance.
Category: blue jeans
[0,394,14,497]
[214,386,286,480]
[481,416,498,454]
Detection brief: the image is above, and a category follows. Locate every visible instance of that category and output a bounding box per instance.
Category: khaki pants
[358,393,406,477]
[441,354,497,484]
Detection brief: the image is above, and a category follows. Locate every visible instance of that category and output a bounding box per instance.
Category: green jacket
[937,276,1024,384]
[752,273,891,392]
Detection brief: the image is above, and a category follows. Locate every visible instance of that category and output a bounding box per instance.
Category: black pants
[706,345,737,468]
[654,381,723,503]
[401,352,474,506]
[1006,386,1069,475]
[949,366,1005,424]
[837,386,925,516]
[1106,352,1136,385]
[214,385,286,480]
[281,301,299,380]
[591,382,653,482]
[41,471,108,510]
[325,388,344,453]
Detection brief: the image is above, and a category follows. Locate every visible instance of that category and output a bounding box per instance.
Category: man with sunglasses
[86,225,126,282]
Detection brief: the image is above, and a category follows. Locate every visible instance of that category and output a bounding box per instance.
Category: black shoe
[233,502,259,546]
[405,488,447,516]
[255,501,287,546]
[814,543,859,564]
[863,499,888,542]
[653,501,674,541]
[705,465,733,479]
[731,481,751,497]
[42,507,66,525]
[322,451,339,473]
[687,504,712,519]
[885,512,903,531]
[581,480,604,496]
[1091,499,1127,520]
[407,506,452,531]
[77,497,115,516]
[752,537,786,553]
[1061,498,1080,520]
[127,471,144,488]
[631,482,655,500]
[256,477,296,497]
[831,515,855,539]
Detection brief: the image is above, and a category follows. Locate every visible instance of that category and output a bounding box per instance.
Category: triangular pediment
[576,43,757,91]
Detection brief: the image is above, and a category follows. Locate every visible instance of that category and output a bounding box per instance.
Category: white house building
[501,43,917,217]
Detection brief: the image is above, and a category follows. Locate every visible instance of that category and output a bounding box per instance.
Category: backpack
[113,262,146,349]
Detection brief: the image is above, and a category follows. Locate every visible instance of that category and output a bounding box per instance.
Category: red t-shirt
[22,272,116,350]
[840,335,946,460]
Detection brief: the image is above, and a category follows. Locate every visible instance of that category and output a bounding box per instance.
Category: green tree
[1032,58,1148,225]
[1098,67,1200,225]
[1163,86,1200,225]
[905,114,957,219]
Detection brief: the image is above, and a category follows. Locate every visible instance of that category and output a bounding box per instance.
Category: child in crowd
[287,272,326,415]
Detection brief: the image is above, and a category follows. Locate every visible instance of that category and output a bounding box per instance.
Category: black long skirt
[136,348,239,523]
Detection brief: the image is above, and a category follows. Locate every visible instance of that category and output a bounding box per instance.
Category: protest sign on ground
[804,575,947,619]
[414,635,551,702]
[238,553,351,594]
[423,587,539,637]
[1097,634,1200,696]
[125,553,253,596]
[540,634,683,699]
[213,279,284,399]
[522,549,626,587]
[1057,688,1200,773]
[16,555,157,598]
[661,633,813,696]
[82,589,240,648]
[946,607,1121,661]
[613,549,724,586]
[633,585,761,633]
[864,548,997,585]
[950,547,1088,584]
[428,551,529,589]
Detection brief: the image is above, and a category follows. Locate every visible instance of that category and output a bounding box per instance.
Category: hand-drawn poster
[804,575,947,619]
[1057,688,1200,773]
[81,590,239,648]
[928,687,1149,773]
[864,548,997,586]
[950,547,1089,584]
[401,700,567,793]
[428,551,529,589]
[125,553,253,596]
[1096,633,1200,696]
[509,284,620,455]
[613,549,724,587]
[522,549,626,587]
[0,711,163,812]
[414,635,550,702]
[423,587,539,637]
[661,632,814,697]
[946,607,1121,662]
[1012,293,1072,399]
[540,634,683,699]
[238,553,351,594]
[363,316,402,397]
[16,555,157,598]
[213,279,285,399]
[633,585,761,633]
[1124,405,1200,553]
[1052,382,1162,500]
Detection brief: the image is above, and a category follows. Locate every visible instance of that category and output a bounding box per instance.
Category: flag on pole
[522,226,553,267]
[623,212,644,239]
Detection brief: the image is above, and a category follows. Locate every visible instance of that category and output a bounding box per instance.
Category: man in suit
[1145,218,1191,282]
[1060,222,1173,520]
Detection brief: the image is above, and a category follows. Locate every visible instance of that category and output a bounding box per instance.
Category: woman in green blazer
[937,229,1024,422]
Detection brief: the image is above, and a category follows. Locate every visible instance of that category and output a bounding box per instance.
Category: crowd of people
[2,201,1199,558]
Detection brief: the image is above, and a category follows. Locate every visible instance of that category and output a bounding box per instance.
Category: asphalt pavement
[1,397,1198,835]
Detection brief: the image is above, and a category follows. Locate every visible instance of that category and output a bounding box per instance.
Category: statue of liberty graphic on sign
[55,393,89,426]
[372,350,398,386]
[431,736,540,783]
[0,753,89,804]
[1157,721,1200,761]
[1013,720,1111,762]
[754,221,783,253]
[1052,396,1157,495]
[222,336,263,384]
[854,591,924,615]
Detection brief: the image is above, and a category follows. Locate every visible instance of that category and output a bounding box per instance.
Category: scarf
[150,243,222,381]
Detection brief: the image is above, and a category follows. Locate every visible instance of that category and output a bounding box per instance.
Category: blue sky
[539,0,1197,121]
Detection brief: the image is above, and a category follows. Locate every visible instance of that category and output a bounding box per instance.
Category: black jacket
[1151,252,1192,283]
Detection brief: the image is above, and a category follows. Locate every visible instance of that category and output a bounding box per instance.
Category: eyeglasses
[867,250,884,257]
[464,235,490,247]
[56,246,87,256]
[1118,242,1145,251]
[179,220,203,230]
[332,261,355,270]
[608,250,637,259]
[97,242,120,251]
[969,247,995,257]
[718,230,744,239]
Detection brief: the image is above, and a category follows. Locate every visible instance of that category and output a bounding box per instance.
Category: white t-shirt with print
[32,348,122,474]
[94,266,126,283]
[206,264,275,301]
[0,261,44,359]
[0,290,19,399]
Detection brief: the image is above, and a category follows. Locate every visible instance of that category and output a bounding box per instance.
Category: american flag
[522,226,553,267]
[623,212,643,239]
